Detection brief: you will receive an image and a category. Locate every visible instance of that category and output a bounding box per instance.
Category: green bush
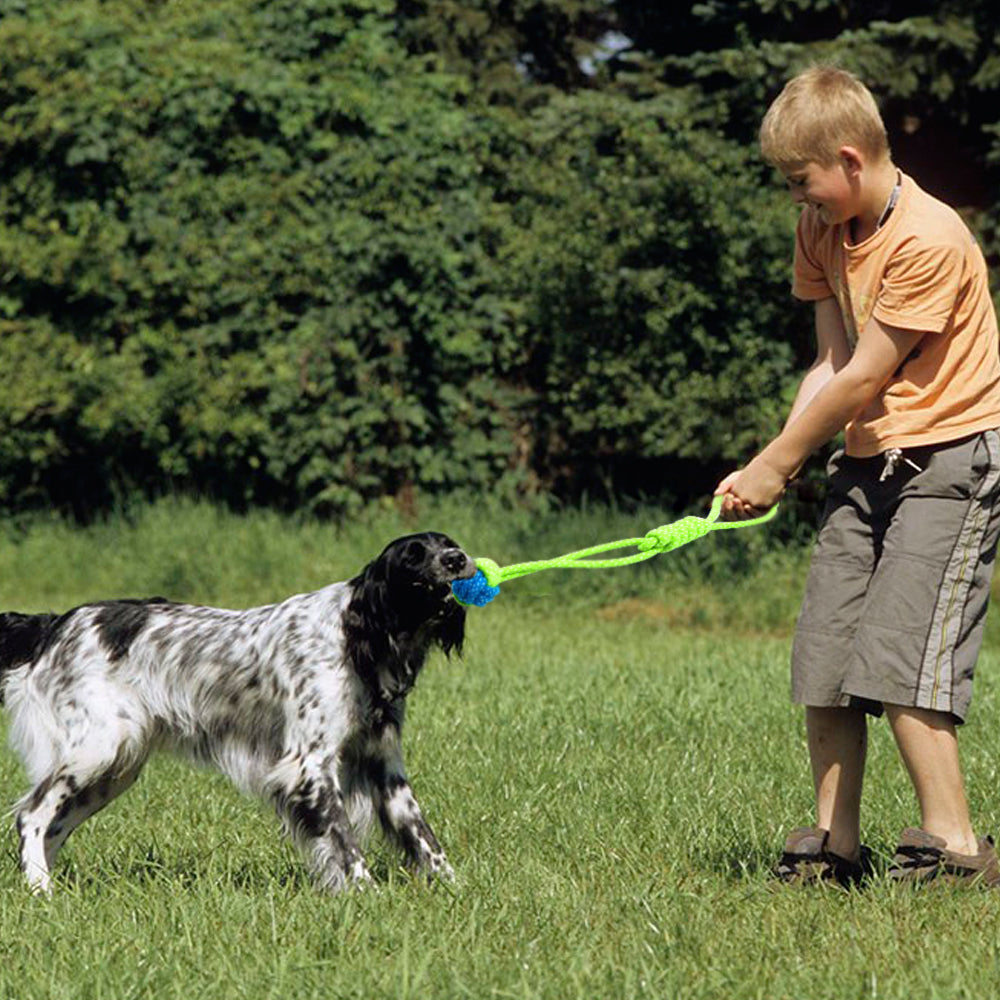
[498,90,804,502]
[0,0,531,517]
[0,0,847,520]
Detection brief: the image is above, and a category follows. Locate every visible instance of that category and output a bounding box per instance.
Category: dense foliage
[0,0,997,519]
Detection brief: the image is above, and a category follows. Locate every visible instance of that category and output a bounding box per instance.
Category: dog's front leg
[380,776,454,882]
[270,759,372,892]
[369,725,454,882]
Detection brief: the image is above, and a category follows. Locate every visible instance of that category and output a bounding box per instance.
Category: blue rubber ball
[452,571,500,607]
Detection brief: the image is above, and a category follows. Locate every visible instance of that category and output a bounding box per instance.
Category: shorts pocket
[904,431,1000,501]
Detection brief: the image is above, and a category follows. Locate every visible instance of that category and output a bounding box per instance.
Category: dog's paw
[348,861,375,888]
[425,853,455,883]
[315,859,374,894]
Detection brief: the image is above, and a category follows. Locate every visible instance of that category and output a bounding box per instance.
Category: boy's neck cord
[451,496,778,606]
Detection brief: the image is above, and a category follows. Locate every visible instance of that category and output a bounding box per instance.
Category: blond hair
[759,65,890,168]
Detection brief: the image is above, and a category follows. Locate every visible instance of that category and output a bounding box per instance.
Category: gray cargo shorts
[792,429,1000,722]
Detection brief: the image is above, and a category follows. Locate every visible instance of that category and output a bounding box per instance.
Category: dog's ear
[344,557,398,680]
[345,535,468,684]
[435,599,465,658]
[440,598,465,656]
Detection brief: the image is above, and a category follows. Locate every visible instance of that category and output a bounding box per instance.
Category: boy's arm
[718,307,926,517]
[783,297,853,427]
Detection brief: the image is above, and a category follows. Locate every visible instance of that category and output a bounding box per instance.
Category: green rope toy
[451,496,777,606]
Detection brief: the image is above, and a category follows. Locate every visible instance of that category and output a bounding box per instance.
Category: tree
[495,88,800,502]
[393,0,617,103]
[607,2,1000,244]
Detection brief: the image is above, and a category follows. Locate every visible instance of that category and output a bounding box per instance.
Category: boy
[717,65,1000,886]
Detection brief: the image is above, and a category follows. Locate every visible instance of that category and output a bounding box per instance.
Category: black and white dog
[0,532,476,894]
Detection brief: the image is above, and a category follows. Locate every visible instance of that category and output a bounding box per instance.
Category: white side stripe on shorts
[919,430,1000,713]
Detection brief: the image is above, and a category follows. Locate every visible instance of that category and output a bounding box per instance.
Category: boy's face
[782,159,857,226]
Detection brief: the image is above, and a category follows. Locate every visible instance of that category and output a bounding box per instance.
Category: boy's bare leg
[884,704,977,856]
[806,705,867,860]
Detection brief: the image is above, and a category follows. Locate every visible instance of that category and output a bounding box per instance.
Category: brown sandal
[887,828,1000,887]
[773,826,874,888]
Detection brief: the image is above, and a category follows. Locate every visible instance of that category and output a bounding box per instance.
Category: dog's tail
[0,612,59,704]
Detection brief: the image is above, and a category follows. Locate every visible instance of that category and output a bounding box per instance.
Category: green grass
[2,497,1000,999]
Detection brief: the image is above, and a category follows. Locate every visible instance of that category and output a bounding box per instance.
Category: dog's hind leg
[16,763,144,894]
[268,756,372,893]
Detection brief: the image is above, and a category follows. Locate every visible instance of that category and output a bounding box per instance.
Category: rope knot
[638,515,712,554]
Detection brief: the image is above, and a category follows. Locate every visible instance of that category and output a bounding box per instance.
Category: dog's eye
[403,541,428,565]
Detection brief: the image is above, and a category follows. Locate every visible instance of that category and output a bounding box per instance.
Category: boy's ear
[838,145,864,175]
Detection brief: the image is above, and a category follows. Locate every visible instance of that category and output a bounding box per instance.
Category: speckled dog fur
[0,532,475,894]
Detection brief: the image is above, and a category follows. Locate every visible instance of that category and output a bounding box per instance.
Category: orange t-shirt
[793,172,1000,456]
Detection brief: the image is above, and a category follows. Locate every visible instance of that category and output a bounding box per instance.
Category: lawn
[2,498,1000,999]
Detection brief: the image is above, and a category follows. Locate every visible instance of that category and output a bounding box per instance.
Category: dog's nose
[442,549,475,579]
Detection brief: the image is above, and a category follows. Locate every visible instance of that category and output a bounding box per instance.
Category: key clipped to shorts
[879,447,923,482]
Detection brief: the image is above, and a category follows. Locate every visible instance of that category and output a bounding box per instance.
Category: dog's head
[375,531,476,594]
[345,533,476,700]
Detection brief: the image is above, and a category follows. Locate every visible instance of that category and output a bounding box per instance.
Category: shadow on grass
[706,842,776,882]
[50,845,311,895]
[50,844,438,896]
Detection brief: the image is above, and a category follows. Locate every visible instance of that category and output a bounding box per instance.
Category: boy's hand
[714,456,787,520]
